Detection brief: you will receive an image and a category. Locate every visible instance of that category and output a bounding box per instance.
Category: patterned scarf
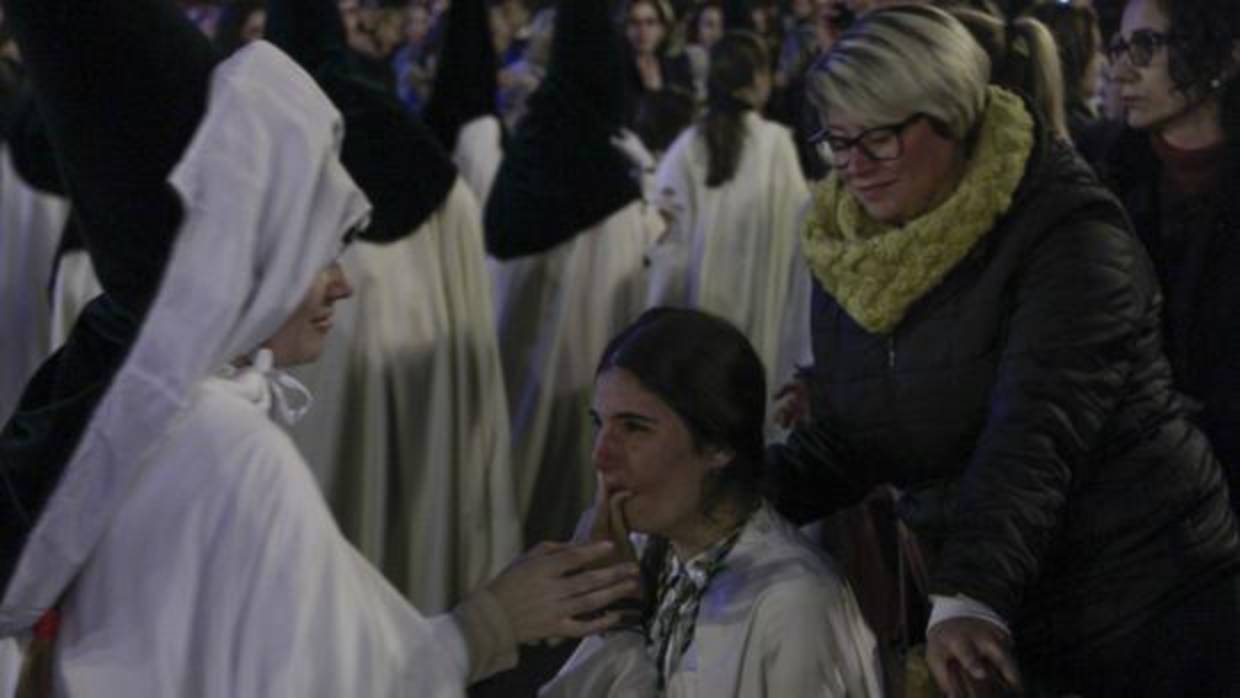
[645,523,746,694]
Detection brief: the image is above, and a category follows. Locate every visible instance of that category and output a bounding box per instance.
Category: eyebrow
[589,409,658,425]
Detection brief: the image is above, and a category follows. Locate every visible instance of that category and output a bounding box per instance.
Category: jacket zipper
[887,334,896,370]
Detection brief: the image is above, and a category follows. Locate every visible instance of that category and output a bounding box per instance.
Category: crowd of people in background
[3,0,1240,695]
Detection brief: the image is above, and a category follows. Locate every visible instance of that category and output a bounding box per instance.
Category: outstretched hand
[485,540,642,644]
[926,617,1022,698]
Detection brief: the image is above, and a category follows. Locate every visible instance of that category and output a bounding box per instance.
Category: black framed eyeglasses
[1107,29,1173,68]
[809,113,924,169]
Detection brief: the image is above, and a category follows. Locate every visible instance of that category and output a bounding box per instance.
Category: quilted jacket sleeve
[929,189,1150,621]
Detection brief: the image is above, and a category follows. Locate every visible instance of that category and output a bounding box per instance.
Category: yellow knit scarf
[800,86,1035,334]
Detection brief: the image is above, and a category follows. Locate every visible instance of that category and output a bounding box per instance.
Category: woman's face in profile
[1112,0,1204,139]
[263,261,354,368]
[590,368,724,542]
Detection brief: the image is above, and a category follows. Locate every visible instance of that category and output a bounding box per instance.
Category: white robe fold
[50,373,467,697]
[0,145,71,421]
[492,201,661,544]
[288,177,520,614]
[540,505,884,698]
[452,115,503,207]
[48,250,102,351]
[648,113,813,411]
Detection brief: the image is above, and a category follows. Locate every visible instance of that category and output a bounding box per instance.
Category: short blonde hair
[807,4,990,141]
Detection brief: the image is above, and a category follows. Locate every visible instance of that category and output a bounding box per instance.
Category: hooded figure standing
[484,0,662,546]
[0,0,639,694]
[264,0,520,614]
[424,0,505,207]
[648,31,812,420]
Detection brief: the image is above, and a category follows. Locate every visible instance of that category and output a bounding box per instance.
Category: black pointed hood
[0,0,219,628]
[423,0,497,153]
[1,22,371,637]
[266,0,456,242]
[483,0,642,259]
[2,86,64,196]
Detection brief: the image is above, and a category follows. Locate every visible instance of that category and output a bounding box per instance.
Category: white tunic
[287,177,521,614]
[0,145,71,421]
[49,372,467,697]
[540,506,884,698]
[648,113,813,411]
[491,201,660,544]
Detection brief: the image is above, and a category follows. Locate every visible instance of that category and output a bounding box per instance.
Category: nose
[326,261,354,301]
[1108,51,1137,82]
[842,147,879,179]
[592,424,622,472]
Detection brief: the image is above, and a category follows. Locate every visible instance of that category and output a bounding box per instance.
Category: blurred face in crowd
[823,112,964,225]
[264,261,354,367]
[697,6,723,49]
[338,0,362,34]
[1112,0,1221,147]
[1082,25,1106,103]
[627,1,665,57]
[406,4,432,47]
[241,8,266,44]
[591,368,729,549]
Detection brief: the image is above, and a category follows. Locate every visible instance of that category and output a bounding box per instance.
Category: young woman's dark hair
[597,306,766,620]
[701,31,768,186]
[596,306,766,514]
[1155,0,1240,171]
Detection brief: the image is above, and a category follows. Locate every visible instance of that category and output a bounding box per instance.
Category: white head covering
[0,42,371,633]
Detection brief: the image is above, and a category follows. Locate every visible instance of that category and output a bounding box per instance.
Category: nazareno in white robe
[491,201,661,544]
[0,43,470,697]
[0,145,70,421]
[648,113,813,418]
[540,504,885,698]
[287,176,521,614]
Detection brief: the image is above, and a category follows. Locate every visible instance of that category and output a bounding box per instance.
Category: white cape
[49,373,466,697]
[492,201,660,544]
[648,113,813,411]
[540,505,884,698]
[288,178,520,614]
[0,145,71,421]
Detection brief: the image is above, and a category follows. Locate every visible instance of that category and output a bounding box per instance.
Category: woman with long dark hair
[648,32,811,423]
[1093,0,1240,518]
[623,0,694,124]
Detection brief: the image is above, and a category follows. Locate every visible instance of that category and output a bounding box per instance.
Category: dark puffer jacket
[1091,127,1240,513]
[769,130,1240,676]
